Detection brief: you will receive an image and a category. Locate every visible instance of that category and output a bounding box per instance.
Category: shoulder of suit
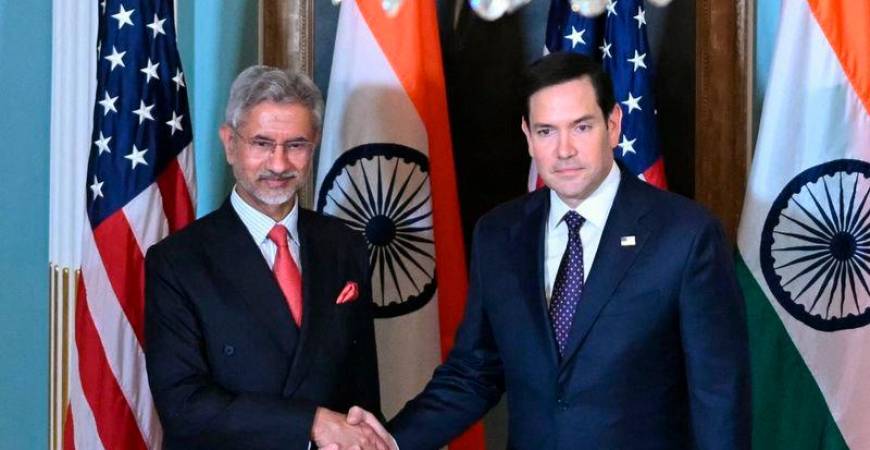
[474,189,547,233]
[300,207,355,234]
[629,178,720,229]
[145,205,230,260]
[299,208,367,247]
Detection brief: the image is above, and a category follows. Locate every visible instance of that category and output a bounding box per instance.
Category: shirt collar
[548,162,621,231]
[230,186,300,245]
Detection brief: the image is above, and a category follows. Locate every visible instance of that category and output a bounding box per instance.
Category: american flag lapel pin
[620,235,636,247]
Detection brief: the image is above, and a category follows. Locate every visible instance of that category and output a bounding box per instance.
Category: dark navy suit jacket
[389,171,750,450]
[144,200,380,450]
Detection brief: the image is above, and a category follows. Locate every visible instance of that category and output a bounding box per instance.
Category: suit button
[223,345,235,356]
[556,398,568,411]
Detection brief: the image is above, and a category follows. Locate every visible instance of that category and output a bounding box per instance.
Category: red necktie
[267,224,303,326]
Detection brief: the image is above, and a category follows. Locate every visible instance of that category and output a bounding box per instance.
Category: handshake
[311,406,398,450]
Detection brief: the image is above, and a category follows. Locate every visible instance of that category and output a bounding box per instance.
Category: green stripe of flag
[737,252,849,449]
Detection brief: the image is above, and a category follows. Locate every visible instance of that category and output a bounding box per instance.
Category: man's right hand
[345,406,398,450]
[311,407,390,450]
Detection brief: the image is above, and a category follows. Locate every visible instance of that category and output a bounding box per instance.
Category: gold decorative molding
[50,264,77,450]
[261,0,317,208]
[261,0,315,74]
[49,265,56,450]
[695,0,753,241]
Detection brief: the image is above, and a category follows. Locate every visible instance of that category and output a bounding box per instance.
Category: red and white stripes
[69,150,194,450]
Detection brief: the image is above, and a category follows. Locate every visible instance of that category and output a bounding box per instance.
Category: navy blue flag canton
[545,0,666,188]
[87,0,193,226]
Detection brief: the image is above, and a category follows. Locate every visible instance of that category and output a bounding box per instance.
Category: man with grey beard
[144,66,387,450]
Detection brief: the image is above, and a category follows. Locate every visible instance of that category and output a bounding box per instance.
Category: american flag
[532,0,667,190]
[67,0,195,448]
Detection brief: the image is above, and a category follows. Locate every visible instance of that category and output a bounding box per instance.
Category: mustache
[257,170,298,181]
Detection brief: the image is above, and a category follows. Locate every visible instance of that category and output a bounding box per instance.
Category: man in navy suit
[144,66,389,450]
[350,52,750,449]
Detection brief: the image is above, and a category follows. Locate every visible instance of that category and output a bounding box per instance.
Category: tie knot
[267,224,290,248]
[563,211,585,233]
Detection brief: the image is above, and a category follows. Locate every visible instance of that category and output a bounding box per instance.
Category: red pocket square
[336,281,359,304]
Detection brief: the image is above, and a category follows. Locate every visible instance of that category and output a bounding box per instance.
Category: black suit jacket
[389,171,750,450]
[145,200,380,450]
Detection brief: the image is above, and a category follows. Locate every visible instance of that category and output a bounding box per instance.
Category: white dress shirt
[230,187,302,272]
[544,163,621,302]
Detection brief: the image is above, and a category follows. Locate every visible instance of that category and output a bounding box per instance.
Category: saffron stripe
[75,281,147,450]
[807,0,870,114]
[92,212,146,345]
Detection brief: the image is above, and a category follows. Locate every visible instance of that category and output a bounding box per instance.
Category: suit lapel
[511,189,560,368]
[559,175,652,368]
[208,200,299,357]
[284,209,334,396]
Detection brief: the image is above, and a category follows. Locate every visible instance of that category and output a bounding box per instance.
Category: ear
[219,124,235,164]
[521,117,534,158]
[606,104,623,149]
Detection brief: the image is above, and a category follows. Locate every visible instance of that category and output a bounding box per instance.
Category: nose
[556,132,577,159]
[265,147,294,173]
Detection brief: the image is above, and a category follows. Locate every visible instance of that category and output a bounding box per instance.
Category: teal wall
[754,0,782,142]
[0,2,257,447]
[189,0,259,216]
[0,1,52,449]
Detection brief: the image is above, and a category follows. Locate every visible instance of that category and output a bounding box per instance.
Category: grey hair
[224,65,324,132]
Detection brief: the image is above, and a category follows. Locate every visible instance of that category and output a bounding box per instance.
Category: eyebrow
[531,114,597,129]
[251,134,312,143]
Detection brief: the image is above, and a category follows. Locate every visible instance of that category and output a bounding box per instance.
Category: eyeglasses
[232,129,315,155]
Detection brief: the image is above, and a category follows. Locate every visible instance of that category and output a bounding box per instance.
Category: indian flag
[314,0,485,448]
[737,0,870,449]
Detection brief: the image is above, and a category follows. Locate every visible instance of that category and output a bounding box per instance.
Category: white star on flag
[621,92,642,114]
[98,91,118,115]
[125,145,148,169]
[132,100,155,124]
[564,26,586,49]
[94,132,112,154]
[146,14,166,38]
[633,6,646,29]
[111,4,135,30]
[104,46,126,71]
[600,40,612,59]
[618,134,637,156]
[89,175,104,200]
[165,111,184,135]
[172,69,186,91]
[78,1,197,448]
[606,0,618,16]
[627,50,647,72]
[141,58,160,83]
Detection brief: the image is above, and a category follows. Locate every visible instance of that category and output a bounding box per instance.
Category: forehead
[528,76,602,123]
[240,101,315,135]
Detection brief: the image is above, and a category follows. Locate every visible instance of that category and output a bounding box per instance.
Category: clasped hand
[312,406,396,450]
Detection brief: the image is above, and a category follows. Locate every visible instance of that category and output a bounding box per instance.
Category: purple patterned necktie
[549,211,586,357]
